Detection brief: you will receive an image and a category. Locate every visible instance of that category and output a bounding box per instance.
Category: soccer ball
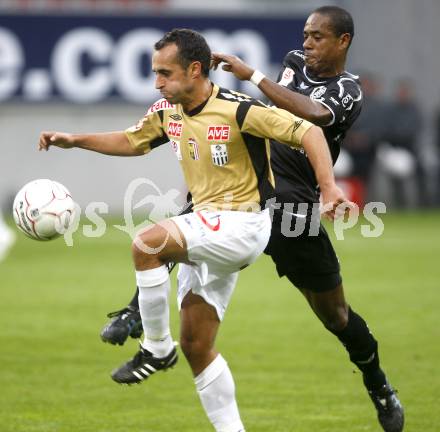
[13,179,75,241]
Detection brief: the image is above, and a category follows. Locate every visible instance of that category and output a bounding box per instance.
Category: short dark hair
[154,28,211,77]
[313,6,354,46]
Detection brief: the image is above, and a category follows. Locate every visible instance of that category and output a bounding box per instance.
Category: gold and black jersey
[125,84,313,212]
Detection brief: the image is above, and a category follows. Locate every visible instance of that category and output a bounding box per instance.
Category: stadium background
[1,1,440,432]
[1,0,440,210]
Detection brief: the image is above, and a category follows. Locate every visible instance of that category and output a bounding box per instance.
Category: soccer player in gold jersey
[39,29,349,432]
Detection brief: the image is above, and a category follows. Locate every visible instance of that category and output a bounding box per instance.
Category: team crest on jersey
[188,138,200,160]
[168,122,183,138]
[207,125,230,142]
[210,144,228,167]
[146,98,174,115]
[310,86,327,100]
[278,67,295,87]
[171,140,182,160]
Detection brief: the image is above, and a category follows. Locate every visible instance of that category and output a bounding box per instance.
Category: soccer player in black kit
[101,7,404,432]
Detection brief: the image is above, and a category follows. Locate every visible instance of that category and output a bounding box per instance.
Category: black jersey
[270,49,362,207]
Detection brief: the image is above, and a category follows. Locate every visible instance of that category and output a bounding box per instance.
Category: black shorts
[264,211,342,292]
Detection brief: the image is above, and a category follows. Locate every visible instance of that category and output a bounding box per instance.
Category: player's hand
[320,184,355,221]
[39,131,75,151]
[211,53,254,81]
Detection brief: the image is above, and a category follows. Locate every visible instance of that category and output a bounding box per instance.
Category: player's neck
[181,80,213,114]
[315,58,346,78]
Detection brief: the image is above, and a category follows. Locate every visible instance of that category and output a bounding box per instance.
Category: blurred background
[1,0,440,212]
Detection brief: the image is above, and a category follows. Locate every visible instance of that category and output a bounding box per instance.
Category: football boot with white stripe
[111,344,178,384]
[368,382,404,432]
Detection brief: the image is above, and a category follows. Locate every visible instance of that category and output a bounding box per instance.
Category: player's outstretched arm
[301,126,353,219]
[38,131,144,156]
[211,52,331,126]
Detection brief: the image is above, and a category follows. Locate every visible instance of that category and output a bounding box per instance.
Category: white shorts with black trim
[171,209,271,320]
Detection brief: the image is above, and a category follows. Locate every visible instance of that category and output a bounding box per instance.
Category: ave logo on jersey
[278,67,295,87]
[171,140,182,160]
[188,138,200,160]
[207,125,230,142]
[210,144,228,166]
[310,85,327,100]
[168,122,183,138]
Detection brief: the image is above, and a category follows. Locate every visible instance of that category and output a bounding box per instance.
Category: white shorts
[171,209,271,320]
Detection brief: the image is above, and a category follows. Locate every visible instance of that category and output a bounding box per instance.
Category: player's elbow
[307,109,332,127]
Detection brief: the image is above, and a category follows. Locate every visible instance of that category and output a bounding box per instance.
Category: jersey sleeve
[310,77,362,127]
[239,103,313,148]
[276,50,302,87]
[124,99,171,154]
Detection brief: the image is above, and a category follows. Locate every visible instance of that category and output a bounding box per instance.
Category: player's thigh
[268,223,342,292]
[172,210,271,273]
[133,219,190,264]
[177,263,239,322]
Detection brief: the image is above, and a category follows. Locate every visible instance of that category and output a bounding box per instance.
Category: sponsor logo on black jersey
[279,67,295,86]
[342,93,354,109]
[310,85,327,100]
[207,125,230,141]
[169,114,182,121]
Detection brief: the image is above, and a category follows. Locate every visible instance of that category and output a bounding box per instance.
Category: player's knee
[321,304,349,332]
[180,335,208,363]
[131,233,161,267]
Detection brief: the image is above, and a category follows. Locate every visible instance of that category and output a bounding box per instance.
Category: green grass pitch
[1,212,439,431]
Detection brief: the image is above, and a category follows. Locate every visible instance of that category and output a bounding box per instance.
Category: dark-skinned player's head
[303,6,354,77]
[312,6,354,48]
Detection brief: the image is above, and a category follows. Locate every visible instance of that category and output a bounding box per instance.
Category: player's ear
[189,61,202,79]
[340,33,351,51]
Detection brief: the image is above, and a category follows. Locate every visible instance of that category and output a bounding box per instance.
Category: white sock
[195,354,245,432]
[136,266,174,358]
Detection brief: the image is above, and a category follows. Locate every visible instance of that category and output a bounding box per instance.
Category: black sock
[128,287,140,309]
[331,307,387,390]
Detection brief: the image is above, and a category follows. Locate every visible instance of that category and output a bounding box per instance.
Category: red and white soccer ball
[13,179,76,241]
